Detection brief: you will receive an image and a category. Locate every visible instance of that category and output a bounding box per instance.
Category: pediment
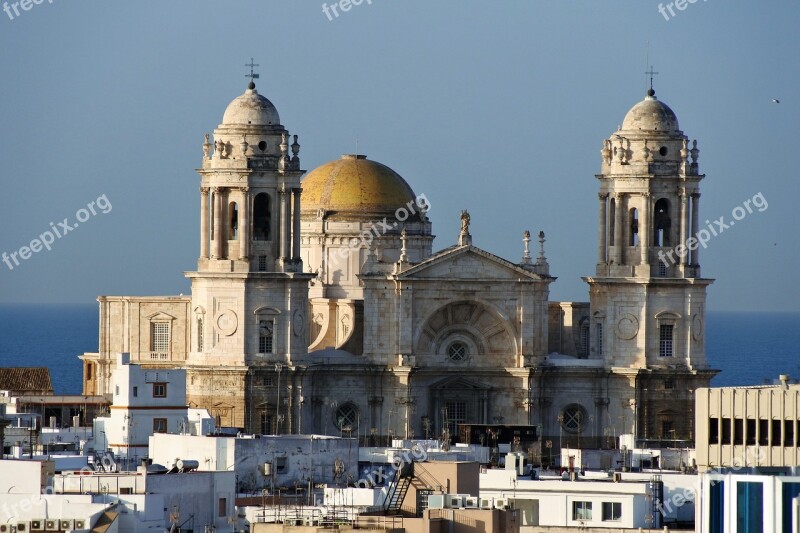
[146,311,177,321]
[398,246,544,281]
[431,375,492,391]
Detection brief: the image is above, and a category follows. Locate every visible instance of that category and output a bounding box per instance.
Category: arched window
[629,208,639,246]
[228,202,238,240]
[253,193,271,241]
[653,199,671,247]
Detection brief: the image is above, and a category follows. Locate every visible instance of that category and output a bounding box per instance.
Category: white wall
[0,460,44,493]
[149,433,358,491]
[323,487,384,507]
[0,492,106,526]
[480,469,654,529]
[90,354,189,464]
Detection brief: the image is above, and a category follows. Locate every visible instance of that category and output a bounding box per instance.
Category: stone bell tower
[584,85,718,442]
[184,78,313,431]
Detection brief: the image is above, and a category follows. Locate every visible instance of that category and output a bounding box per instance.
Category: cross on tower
[645,66,659,91]
[245,58,260,82]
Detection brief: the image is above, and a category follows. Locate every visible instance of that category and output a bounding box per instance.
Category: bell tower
[184,78,313,431]
[584,85,718,441]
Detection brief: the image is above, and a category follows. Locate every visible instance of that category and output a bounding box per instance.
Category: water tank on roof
[176,459,199,472]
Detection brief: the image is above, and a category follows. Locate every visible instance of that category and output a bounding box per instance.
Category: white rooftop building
[89,354,215,469]
[0,458,237,533]
[479,466,698,529]
[149,432,357,492]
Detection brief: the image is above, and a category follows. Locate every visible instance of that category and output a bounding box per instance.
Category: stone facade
[80,81,717,449]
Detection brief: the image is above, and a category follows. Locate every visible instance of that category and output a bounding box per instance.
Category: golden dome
[302,155,418,218]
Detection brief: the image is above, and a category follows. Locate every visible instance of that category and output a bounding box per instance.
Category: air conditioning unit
[494,498,509,510]
[17,523,29,533]
[59,520,74,531]
[30,520,45,531]
[74,519,87,530]
[464,497,478,509]
[0,524,11,533]
[479,497,494,510]
[427,495,445,509]
[446,494,464,508]
[44,520,58,531]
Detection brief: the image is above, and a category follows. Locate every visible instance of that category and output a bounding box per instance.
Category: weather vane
[245,58,260,82]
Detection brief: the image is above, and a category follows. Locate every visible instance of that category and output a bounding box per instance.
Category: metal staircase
[384,461,414,515]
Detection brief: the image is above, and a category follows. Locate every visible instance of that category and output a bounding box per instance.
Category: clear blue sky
[0,1,797,311]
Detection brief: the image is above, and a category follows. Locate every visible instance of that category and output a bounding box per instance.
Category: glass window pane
[736,482,763,533]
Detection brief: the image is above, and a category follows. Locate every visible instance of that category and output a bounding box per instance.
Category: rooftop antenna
[355,135,359,157]
[245,58,260,86]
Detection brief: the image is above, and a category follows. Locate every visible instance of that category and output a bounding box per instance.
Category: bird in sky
[772,99,781,104]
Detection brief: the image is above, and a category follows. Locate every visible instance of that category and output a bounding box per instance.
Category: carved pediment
[431,375,491,391]
[398,246,545,281]
[146,311,177,321]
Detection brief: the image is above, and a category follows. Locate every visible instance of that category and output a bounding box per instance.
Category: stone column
[292,188,302,260]
[640,193,650,265]
[680,189,690,266]
[691,193,701,265]
[613,193,624,264]
[239,187,250,260]
[212,187,222,260]
[199,187,209,259]
[598,193,607,264]
[283,189,292,262]
[279,188,289,262]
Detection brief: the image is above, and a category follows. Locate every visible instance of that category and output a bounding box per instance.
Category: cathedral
[80,78,717,451]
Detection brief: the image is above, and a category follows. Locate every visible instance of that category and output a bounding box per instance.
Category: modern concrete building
[695,376,800,472]
[478,467,697,529]
[696,471,800,533]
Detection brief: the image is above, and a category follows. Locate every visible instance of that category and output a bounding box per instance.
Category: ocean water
[0,303,96,395]
[0,305,797,394]
[706,311,800,386]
